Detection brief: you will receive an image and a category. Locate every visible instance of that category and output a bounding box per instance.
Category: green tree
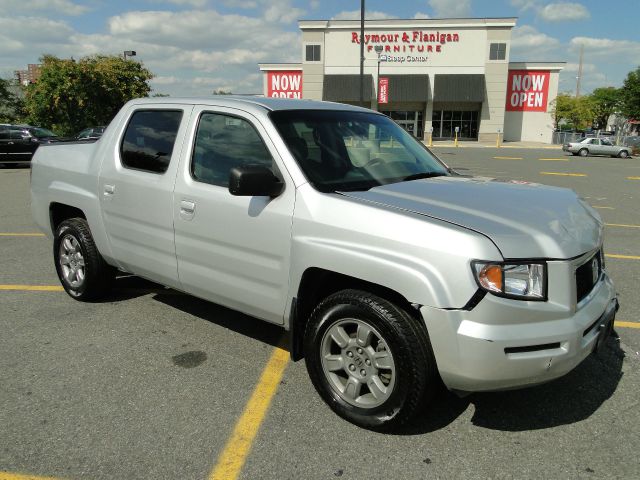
[620,66,640,120]
[24,55,153,135]
[212,88,232,95]
[0,78,25,123]
[589,87,621,130]
[550,93,594,130]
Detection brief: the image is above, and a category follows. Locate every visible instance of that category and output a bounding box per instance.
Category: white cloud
[510,0,540,11]
[331,10,398,20]
[264,2,305,23]
[428,0,472,17]
[155,0,210,7]
[0,0,90,16]
[0,7,302,96]
[510,25,560,52]
[539,3,590,22]
[413,12,431,19]
[510,1,591,22]
[570,37,640,62]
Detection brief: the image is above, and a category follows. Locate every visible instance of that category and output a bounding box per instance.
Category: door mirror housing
[229,165,284,197]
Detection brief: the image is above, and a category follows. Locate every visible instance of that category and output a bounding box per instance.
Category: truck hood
[339,176,602,259]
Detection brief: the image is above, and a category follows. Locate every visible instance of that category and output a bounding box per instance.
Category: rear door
[172,106,295,324]
[0,129,12,160]
[99,104,193,288]
[589,138,602,154]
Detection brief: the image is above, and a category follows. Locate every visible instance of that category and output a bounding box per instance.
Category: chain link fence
[552,131,640,148]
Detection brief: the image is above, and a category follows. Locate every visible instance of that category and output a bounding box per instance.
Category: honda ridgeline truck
[30,97,618,430]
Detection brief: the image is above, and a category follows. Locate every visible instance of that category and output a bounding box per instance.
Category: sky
[1,0,639,97]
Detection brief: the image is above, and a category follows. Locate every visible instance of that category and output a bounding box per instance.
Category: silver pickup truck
[31,97,618,431]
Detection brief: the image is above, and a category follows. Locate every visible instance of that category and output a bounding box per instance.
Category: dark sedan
[0,125,61,164]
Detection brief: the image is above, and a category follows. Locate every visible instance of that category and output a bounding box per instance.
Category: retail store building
[259,18,564,143]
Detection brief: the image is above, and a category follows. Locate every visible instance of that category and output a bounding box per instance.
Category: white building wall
[504,67,563,143]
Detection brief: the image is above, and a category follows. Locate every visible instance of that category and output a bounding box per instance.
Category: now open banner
[267,71,302,98]
[378,77,389,104]
[506,70,550,112]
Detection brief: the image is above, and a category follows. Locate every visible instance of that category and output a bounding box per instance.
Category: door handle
[103,184,115,196]
[180,200,196,214]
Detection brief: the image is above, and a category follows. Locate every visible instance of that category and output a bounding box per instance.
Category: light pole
[123,50,136,61]
[359,0,365,107]
[374,45,383,111]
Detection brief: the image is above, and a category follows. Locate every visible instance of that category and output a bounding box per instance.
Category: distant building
[259,17,565,143]
[15,64,42,86]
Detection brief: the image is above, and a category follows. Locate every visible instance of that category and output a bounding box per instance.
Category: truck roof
[126,96,373,114]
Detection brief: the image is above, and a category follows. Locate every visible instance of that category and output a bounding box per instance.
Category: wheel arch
[49,202,86,233]
[289,267,422,361]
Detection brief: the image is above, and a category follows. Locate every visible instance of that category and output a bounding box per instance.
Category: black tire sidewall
[304,294,427,429]
[54,222,90,298]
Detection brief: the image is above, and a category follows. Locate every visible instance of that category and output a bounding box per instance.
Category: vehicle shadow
[92,274,176,302]
[152,290,285,349]
[397,334,624,435]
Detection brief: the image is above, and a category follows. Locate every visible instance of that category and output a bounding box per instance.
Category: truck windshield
[269,110,448,192]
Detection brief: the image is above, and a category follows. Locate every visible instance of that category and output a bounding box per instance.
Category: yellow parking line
[0,285,63,291]
[540,172,587,177]
[0,472,63,480]
[605,254,640,260]
[628,177,640,180]
[493,156,523,160]
[210,342,289,480]
[0,233,45,237]
[605,223,640,229]
[615,321,640,329]
[539,158,569,161]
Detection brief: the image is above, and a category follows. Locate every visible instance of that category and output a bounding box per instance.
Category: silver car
[563,137,632,158]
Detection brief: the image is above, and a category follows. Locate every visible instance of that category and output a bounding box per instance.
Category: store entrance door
[380,110,424,138]
[432,109,479,140]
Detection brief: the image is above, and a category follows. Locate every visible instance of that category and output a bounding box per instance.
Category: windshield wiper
[402,172,447,182]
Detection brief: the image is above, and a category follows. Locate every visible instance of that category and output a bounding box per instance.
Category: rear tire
[578,148,589,157]
[54,218,115,301]
[303,289,438,431]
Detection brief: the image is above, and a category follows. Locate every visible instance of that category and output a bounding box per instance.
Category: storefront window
[432,110,479,139]
[379,110,424,137]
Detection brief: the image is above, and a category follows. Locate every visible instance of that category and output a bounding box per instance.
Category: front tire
[618,150,629,158]
[54,218,115,301]
[578,148,589,157]
[303,289,438,431]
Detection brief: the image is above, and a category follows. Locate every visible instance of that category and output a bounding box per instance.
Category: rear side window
[191,112,274,187]
[120,110,183,174]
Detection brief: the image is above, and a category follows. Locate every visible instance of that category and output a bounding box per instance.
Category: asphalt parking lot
[1,147,639,480]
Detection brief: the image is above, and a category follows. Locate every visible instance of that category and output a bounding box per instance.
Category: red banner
[506,70,550,112]
[266,70,302,99]
[378,77,389,104]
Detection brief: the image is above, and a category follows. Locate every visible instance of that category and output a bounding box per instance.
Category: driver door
[173,106,295,324]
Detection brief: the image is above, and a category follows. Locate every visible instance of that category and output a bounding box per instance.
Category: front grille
[576,251,601,303]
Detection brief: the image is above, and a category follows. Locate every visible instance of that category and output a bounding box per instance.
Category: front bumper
[421,271,617,393]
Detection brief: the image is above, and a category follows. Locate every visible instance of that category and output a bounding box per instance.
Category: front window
[270,110,449,192]
[29,127,56,138]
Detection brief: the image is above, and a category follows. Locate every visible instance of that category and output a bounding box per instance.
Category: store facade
[259,18,564,143]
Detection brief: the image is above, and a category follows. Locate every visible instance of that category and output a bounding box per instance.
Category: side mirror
[229,165,284,197]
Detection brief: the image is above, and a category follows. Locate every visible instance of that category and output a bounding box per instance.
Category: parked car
[75,126,106,141]
[0,125,61,164]
[563,137,632,158]
[30,97,618,430]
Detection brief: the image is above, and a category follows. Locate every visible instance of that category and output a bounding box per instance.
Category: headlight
[472,261,546,300]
